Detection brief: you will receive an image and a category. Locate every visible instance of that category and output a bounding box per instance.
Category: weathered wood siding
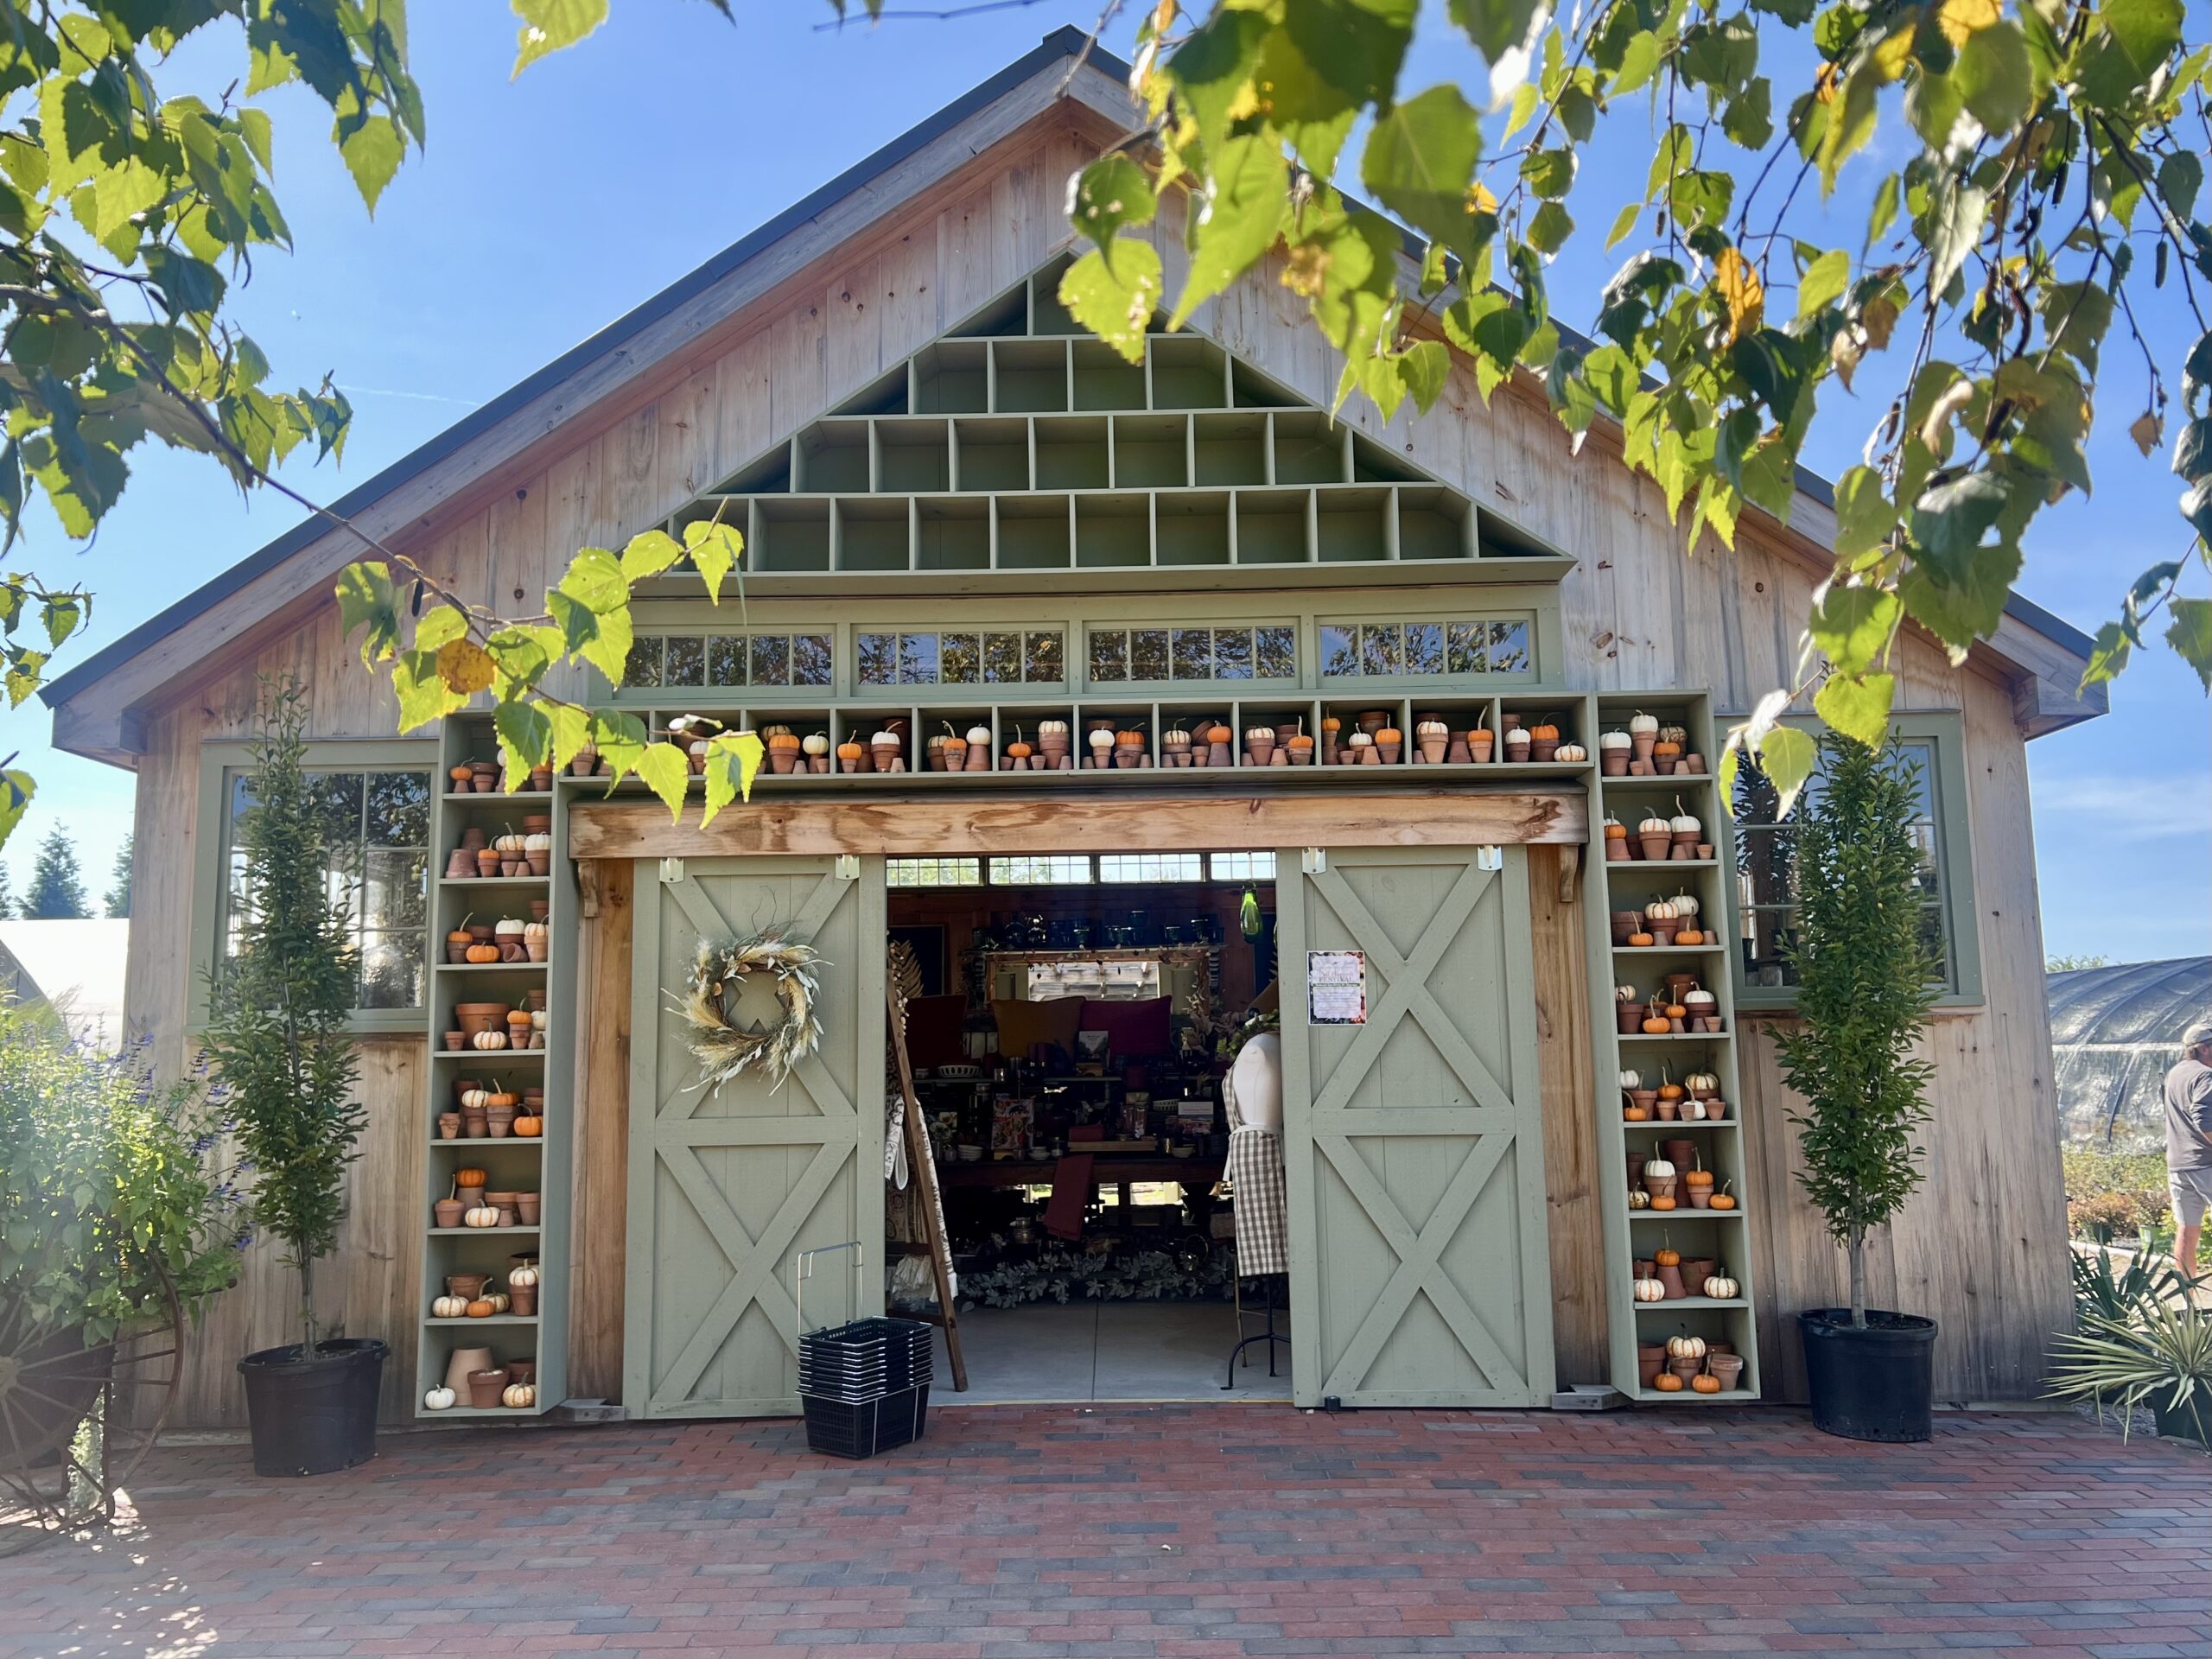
[118,111,2069,1424]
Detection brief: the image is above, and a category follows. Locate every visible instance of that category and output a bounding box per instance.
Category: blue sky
[12,3,2207,960]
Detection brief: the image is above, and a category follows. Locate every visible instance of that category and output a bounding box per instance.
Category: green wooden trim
[1723,710,1983,1012]
[188,736,440,1037]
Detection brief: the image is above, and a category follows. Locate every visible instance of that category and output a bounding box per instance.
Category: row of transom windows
[619,617,1537,693]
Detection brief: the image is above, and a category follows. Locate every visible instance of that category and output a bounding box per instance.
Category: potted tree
[206,677,383,1477]
[1774,729,1941,1442]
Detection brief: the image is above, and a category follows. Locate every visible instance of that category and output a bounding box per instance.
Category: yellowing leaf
[1059,241,1163,364]
[1467,179,1499,216]
[633,741,691,820]
[1714,247,1764,343]
[435,638,496,696]
[2129,409,2163,456]
[1937,0,2000,48]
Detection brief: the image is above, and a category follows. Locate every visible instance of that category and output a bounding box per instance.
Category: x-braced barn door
[625,856,884,1418]
[1276,847,1554,1408]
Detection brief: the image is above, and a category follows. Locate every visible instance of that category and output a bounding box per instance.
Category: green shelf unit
[416,711,577,1421]
[1580,691,1763,1403]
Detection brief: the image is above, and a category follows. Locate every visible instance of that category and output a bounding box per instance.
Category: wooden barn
[41,29,2100,1430]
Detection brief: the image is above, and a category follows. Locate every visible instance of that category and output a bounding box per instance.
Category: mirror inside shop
[885,850,1291,1402]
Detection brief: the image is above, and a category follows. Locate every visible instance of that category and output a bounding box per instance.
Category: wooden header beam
[567,786,1586,861]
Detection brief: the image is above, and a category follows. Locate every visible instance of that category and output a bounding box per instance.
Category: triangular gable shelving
[678,254,1571,579]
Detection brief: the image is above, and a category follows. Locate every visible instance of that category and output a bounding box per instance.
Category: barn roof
[2049,956,2212,1147]
[41,25,2102,759]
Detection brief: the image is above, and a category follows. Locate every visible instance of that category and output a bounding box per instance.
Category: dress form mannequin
[1224,1030,1289,1385]
[1228,1033,1282,1132]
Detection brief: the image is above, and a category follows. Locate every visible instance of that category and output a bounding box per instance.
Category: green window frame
[620,629,834,692]
[1084,623,1298,686]
[855,628,1065,690]
[1317,614,1535,681]
[189,739,439,1035]
[1726,711,1982,1010]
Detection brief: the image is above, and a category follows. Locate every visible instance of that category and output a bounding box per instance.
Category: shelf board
[1631,1296,1749,1310]
[437,962,551,975]
[1603,857,1720,870]
[1610,944,1727,957]
[1627,1208,1745,1221]
[417,1404,550,1419]
[1626,1387,1753,1404]
[1618,1117,1732,1129]
[423,1314,540,1326]
[428,1224,542,1236]
[1618,1031,1732,1043]
[1599,774,1716,789]
[431,1136,548,1147]
[434,1048,545,1061]
[437,875,550,889]
[444,790,553,804]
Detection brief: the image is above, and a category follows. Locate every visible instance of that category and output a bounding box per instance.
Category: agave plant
[2071,1248,2189,1329]
[2048,1300,2212,1444]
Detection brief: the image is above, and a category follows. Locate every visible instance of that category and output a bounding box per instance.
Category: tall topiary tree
[204,677,364,1358]
[1774,729,1940,1329]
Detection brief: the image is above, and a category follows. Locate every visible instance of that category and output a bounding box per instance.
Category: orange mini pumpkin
[1604,821,1628,840]
[1627,931,1656,948]
[512,1114,543,1138]
[1642,1014,1670,1033]
[1376,728,1402,743]
[1675,926,1705,945]
[1650,1195,1676,1210]
[1652,1371,1686,1392]
[1690,1371,1721,1393]
[1623,1105,1649,1122]
[1206,725,1232,743]
[1529,721,1560,741]
[1654,738,1683,758]
[1708,1182,1738,1211]
[467,1298,496,1319]
[1654,1246,1680,1267]
[767,732,801,752]
[465,944,500,963]
[1116,729,1144,746]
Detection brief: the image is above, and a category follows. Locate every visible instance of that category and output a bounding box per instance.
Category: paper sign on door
[1306,950,1366,1025]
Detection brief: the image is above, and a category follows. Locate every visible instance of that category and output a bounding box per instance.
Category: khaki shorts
[2172,1167,2212,1228]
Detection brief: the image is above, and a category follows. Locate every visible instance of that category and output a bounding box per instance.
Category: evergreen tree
[22,829,89,919]
[105,836,132,918]
[0,862,15,920]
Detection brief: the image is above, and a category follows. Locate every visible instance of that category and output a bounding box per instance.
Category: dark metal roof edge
[47,22,2098,709]
[44,26,1112,709]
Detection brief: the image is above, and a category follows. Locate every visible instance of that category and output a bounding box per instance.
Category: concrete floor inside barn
[0,1405,2203,1659]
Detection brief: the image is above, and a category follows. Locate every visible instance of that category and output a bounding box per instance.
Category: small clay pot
[1707,1353,1745,1390]
[1418,734,1447,764]
[1656,1262,1688,1299]
[1630,1088,1658,1117]
[1600,748,1629,777]
[485,1106,517,1139]
[1469,733,1494,764]
[475,849,502,877]
[1679,1258,1718,1291]
[470,764,498,793]
[1617,1004,1645,1035]
[1637,832,1671,862]
[462,1108,488,1139]
[467,1369,507,1409]
[443,1345,495,1395]
[509,1285,537,1317]
[1642,1173,1676,1205]
[1681,753,1706,776]
[1662,1139,1696,1168]
[1610,910,1642,945]
[516,1193,541,1225]
[1667,1355,1702,1384]
[1376,741,1402,765]
[445,1273,492,1300]
[442,1031,466,1052]
[1637,1343,1665,1389]
[526,938,549,963]
[438,1112,462,1141]
[433,1198,467,1228]
[528,768,553,793]
[525,853,550,876]
[1656,1098,1680,1121]
[455,1002,509,1038]
[505,1357,537,1386]
[1696,842,1715,861]
[1687,1183,1713,1210]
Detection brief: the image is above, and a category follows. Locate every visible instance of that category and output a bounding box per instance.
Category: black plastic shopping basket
[794,1242,933,1459]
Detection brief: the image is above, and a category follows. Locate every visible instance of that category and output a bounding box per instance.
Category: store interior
[883,850,1290,1402]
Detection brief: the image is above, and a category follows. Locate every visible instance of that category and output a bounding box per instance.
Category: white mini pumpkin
[1701,1274,1739,1300]
[1669,890,1702,918]
[472,1030,507,1051]
[1599,730,1632,750]
[1629,710,1658,735]
[1627,1187,1650,1210]
[524,921,549,941]
[1347,730,1374,747]
[966,725,992,747]
[1162,727,1190,746]
[495,918,525,938]
[1618,1068,1642,1090]
[1641,1158,1676,1179]
[509,1264,539,1288]
[524,832,552,853]
[1639,813,1671,835]
[1645,898,1679,921]
[1685,1070,1719,1096]
[502,1382,537,1408]
[1680,1098,1707,1121]
[1667,1334,1707,1357]
[1038,719,1069,735]
[432,1295,470,1319]
[1669,799,1702,834]
[1416,719,1448,737]
[1554,741,1587,763]
[1632,1276,1667,1301]
[1246,725,1274,741]
[423,1386,456,1410]
[463,1204,501,1229]
[802,733,830,755]
[1089,728,1116,750]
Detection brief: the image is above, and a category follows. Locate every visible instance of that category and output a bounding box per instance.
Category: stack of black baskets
[799,1314,934,1459]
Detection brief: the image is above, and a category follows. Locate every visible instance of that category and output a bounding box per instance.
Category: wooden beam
[568,786,1587,861]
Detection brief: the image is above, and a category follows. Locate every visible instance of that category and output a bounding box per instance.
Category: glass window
[941,632,981,684]
[899,632,940,685]
[1090,629,1128,683]
[1086,625,1297,684]
[988,855,1092,885]
[662,635,704,687]
[1731,727,1969,1001]
[887,856,982,887]
[708,634,745,686]
[1256,626,1296,679]
[858,631,899,686]
[748,633,790,687]
[1210,851,1277,880]
[857,629,1064,688]
[219,763,432,1012]
[1100,853,1205,882]
[622,634,663,689]
[791,633,832,686]
[1321,615,1535,677]
[1319,625,1358,679]
[1130,627,1170,682]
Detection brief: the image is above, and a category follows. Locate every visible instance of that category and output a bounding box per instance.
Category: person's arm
[2191,1071,2212,1150]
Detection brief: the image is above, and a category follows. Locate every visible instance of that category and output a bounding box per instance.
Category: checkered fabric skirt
[1226,1126,1289,1276]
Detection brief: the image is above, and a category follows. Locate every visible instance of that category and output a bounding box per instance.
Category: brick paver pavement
[0,1404,2203,1659]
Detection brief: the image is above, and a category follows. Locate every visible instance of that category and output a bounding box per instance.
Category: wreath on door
[678,934,824,1090]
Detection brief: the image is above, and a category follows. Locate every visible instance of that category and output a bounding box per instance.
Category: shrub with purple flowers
[0,1021,248,1345]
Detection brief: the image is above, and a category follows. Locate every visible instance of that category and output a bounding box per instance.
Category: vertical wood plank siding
[118,121,2068,1421]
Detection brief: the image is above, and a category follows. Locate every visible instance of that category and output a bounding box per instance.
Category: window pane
[857,632,899,686]
[1210,851,1276,880]
[1256,625,1296,679]
[1027,631,1063,683]
[1214,627,1253,680]
[1488,620,1529,672]
[940,632,980,684]
[749,633,791,686]
[887,856,982,887]
[307,772,363,859]
[1319,625,1357,678]
[1405,622,1444,675]
[1089,629,1127,683]
[1130,627,1170,682]
[623,634,663,689]
[1101,853,1204,882]
[1361,623,1403,677]
[988,855,1091,885]
[1172,627,1211,680]
[663,635,705,687]
[365,771,429,847]
[359,931,423,1011]
[365,849,428,931]
[982,632,1022,683]
[791,633,833,686]
[900,632,941,684]
[708,634,745,686]
[1447,621,1488,674]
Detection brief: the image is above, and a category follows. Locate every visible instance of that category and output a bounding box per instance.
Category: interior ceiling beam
[569,786,1587,861]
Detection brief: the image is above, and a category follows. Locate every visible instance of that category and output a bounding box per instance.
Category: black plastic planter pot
[2152,1394,2210,1446]
[1798,1309,1937,1443]
[238,1338,387,1478]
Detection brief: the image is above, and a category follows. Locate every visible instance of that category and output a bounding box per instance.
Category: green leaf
[2166,597,2212,690]
[1067,155,1157,251]
[494,699,552,790]
[512,0,608,76]
[1757,723,1820,817]
[548,702,593,773]
[1831,465,1897,568]
[2158,150,2203,218]
[1925,176,1987,299]
[1448,0,1547,66]
[683,519,745,601]
[393,648,467,733]
[700,731,766,825]
[0,769,32,851]
[334,562,400,664]
[39,595,80,650]
[1605,201,1642,250]
[550,546,634,686]
[1520,146,1576,201]
[1910,471,2008,574]
[1898,539,2022,652]
[1722,80,1774,149]
[1527,199,1573,254]
[1813,670,1896,747]
[1165,6,1268,153]
[1611,30,1661,94]
[1361,84,1484,253]
[1809,585,1902,676]
[412,606,468,654]
[1395,340,1449,411]
[336,113,403,214]
[1172,134,1287,327]
[1795,248,1851,321]
[620,527,685,583]
[2103,0,2182,72]
[633,741,690,820]
[1059,242,1163,365]
[2079,619,2133,689]
[1955,20,2033,133]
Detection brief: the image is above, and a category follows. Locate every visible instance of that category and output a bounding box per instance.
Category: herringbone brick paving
[0,1405,2202,1659]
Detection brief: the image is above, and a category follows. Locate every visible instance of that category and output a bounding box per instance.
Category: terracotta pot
[1376,741,1402,765]
[1696,842,1715,861]
[1600,749,1629,777]
[1629,1089,1658,1117]
[462,1109,487,1139]
[433,1198,467,1228]
[1605,839,1630,861]
[485,1107,516,1140]
[505,1357,537,1386]
[1707,1353,1745,1391]
[1632,1258,1656,1280]
[1643,1173,1676,1204]
[525,853,550,876]
[1610,911,1642,945]
[467,1369,507,1409]
[438,1113,462,1141]
[1246,737,1274,766]
[1656,1098,1680,1121]
[1687,1184,1713,1210]
[1626,1154,1646,1188]
[475,849,502,877]
[1637,832,1672,862]
[1631,732,1656,764]
[1661,1139,1695,1168]
[1530,736,1559,763]
[509,1285,537,1317]
[445,1274,492,1300]
[443,1346,495,1395]
[1617,1004,1644,1035]
[1701,1096,1727,1122]
[455,1002,509,1037]
[442,1031,466,1051]
[1419,735,1447,764]
[1681,753,1706,776]
[1357,709,1389,736]
[1637,1344,1665,1389]
[1649,918,1680,946]
[516,1193,541,1225]
[1657,1262,1688,1299]
[1667,1355,1702,1383]
[1470,733,1494,763]
[1679,1258,1717,1292]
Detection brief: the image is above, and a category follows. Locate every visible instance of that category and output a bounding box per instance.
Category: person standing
[2167,1020,2212,1281]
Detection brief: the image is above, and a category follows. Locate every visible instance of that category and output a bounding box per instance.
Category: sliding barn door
[625,856,883,1418]
[1276,846,1554,1408]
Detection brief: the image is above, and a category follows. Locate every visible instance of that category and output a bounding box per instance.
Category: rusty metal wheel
[0,1262,183,1556]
